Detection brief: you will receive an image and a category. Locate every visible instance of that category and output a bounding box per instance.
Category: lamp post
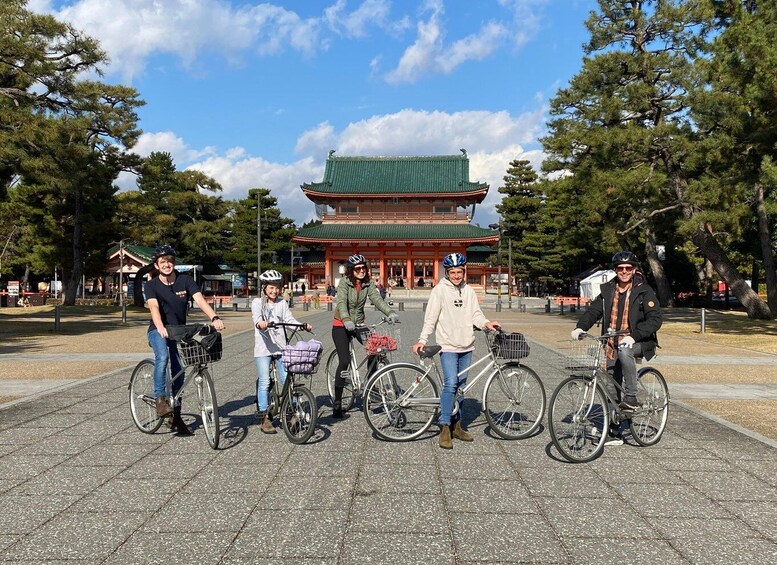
[256,192,262,277]
[489,223,502,312]
[507,237,513,309]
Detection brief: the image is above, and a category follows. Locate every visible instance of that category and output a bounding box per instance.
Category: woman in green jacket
[331,254,398,418]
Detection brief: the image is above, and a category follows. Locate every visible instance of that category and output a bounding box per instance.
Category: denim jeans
[255,355,287,412]
[438,351,472,426]
[606,342,643,400]
[148,329,183,400]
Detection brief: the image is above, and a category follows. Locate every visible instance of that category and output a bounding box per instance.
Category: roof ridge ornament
[460,148,467,157]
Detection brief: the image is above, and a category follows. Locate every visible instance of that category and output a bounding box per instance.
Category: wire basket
[282,339,323,375]
[364,322,400,356]
[177,333,223,366]
[561,339,606,373]
[490,332,530,359]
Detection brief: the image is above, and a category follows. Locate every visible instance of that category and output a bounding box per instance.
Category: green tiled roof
[107,243,155,262]
[294,223,499,242]
[302,152,488,197]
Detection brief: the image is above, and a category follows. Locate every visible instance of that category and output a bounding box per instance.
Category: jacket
[418,277,489,352]
[576,277,663,360]
[251,297,301,357]
[334,277,393,325]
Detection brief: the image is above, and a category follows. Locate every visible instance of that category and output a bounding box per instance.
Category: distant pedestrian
[312,289,320,309]
[301,282,306,294]
[377,282,386,300]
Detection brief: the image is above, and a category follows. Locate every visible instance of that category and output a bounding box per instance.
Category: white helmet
[259,269,283,286]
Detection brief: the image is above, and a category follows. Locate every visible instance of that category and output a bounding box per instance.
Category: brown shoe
[260,413,277,434]
[156,396,173,418]
[439,424,453,449]
[452,421,474,442]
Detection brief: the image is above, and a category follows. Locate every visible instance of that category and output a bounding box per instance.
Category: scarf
[607,284,631,360]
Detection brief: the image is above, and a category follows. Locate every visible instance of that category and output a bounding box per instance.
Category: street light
[256,192,262,278]
[489,223,502,312]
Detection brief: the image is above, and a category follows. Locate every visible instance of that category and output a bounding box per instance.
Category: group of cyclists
[144,244,661,449]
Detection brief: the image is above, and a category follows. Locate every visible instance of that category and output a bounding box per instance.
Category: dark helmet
[347,254,368,268]
[152,244,176,262]
[611,250,639,267]
[443,253,467,269]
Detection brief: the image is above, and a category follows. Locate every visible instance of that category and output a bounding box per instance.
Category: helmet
[347,254,367,268]
[442,253,467,269]
[152,245,176,262]
[611,250,639,267]
[259,269,283,286]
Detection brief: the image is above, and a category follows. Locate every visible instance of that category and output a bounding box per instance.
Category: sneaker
[619,395,640,412]
[604,435,623,446]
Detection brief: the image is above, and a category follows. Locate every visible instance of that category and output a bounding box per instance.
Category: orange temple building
[293,150,499,289]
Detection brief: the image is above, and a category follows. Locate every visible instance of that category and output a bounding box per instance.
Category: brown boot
[156,396,172,418]
[439,424,453,449]
[260,413,277,434]
[452,421,474,442]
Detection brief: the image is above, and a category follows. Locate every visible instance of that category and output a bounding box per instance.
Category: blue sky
[31,0,596,227]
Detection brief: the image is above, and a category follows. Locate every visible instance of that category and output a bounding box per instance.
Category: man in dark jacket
[572,251,662,421]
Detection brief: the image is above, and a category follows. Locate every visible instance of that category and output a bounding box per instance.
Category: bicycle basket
[364,332,398,356]
[491,332,530,359]
[281,339,323,375]
[563,339,606,372]
[177,332,223,366]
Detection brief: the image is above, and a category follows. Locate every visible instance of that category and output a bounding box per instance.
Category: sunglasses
[616,266,634,272]
[353,266,367,272]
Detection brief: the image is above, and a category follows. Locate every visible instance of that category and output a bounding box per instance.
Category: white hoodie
[417,277,489,352]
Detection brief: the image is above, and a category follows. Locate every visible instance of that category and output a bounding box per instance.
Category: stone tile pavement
[0,309,775,564]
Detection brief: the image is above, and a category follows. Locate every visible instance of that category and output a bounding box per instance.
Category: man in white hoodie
[412,253,500,449]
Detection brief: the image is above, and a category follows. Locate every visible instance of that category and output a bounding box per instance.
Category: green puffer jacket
[334,277,393,325]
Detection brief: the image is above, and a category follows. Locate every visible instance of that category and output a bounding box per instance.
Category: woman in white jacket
[412,253,500,449]
[252,270,311,434]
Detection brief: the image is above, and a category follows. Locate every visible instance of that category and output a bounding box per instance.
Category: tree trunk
[755,182,777,314]
[644,228,673,307]
[751,259,760,294]
[691,224,772,319]
[64,188,83,306]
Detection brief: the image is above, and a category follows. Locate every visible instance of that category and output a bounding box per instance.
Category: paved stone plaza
[0,309,775,564]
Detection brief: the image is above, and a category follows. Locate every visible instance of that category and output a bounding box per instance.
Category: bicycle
[128,324,222,449]
[264,322,322,444]
[362,329,546,442]
[547,331,670,463]
[325,317,399,411]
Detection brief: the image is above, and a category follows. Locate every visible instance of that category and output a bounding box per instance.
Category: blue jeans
[255,355,287,412]
[148,329,182,400]
[438,351,472,426]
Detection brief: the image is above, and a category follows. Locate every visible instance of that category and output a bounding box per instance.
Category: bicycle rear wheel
[363,363,439,442]
[128,360,164,433]
[483,362,546,440]
[281,385,318,444]
[326,349,355,411]
[629,367,669,446]
[197,368,220,449]
[548,376,608,463]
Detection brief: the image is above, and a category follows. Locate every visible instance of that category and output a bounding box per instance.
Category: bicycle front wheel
[363,363,439,442]
[483,362,546,440]
[326,349,355,411]
[629,367,669,446]
[281,385,318,444]
[548,376,608,463]
[197,368,220,449]
[128,360,164,433]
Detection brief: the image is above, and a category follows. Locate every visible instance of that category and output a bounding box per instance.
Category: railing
[321,211,470,222]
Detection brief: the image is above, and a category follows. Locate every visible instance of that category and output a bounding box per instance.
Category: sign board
[7,281,19,296]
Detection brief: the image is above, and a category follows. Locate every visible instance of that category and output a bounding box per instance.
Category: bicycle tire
[128,359,164,433]
[325,349,355,411]
[281,385,318,444]
[548,376,608,463]
[629,367,669,447]
[363,363,440,442]
[197,368,220,449]
[483,362,546,440]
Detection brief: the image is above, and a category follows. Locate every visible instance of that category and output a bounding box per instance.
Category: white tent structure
[579,269,615,300]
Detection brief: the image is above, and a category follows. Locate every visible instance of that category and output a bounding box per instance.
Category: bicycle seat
[419,345,442,359]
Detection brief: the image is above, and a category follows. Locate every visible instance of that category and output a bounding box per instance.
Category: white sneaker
[604,435,623,447]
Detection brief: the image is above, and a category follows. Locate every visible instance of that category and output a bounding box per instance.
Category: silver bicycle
[548,332,670,463]
[362,329,546,441]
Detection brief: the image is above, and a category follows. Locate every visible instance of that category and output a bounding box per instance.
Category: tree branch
[618,204,682,235]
